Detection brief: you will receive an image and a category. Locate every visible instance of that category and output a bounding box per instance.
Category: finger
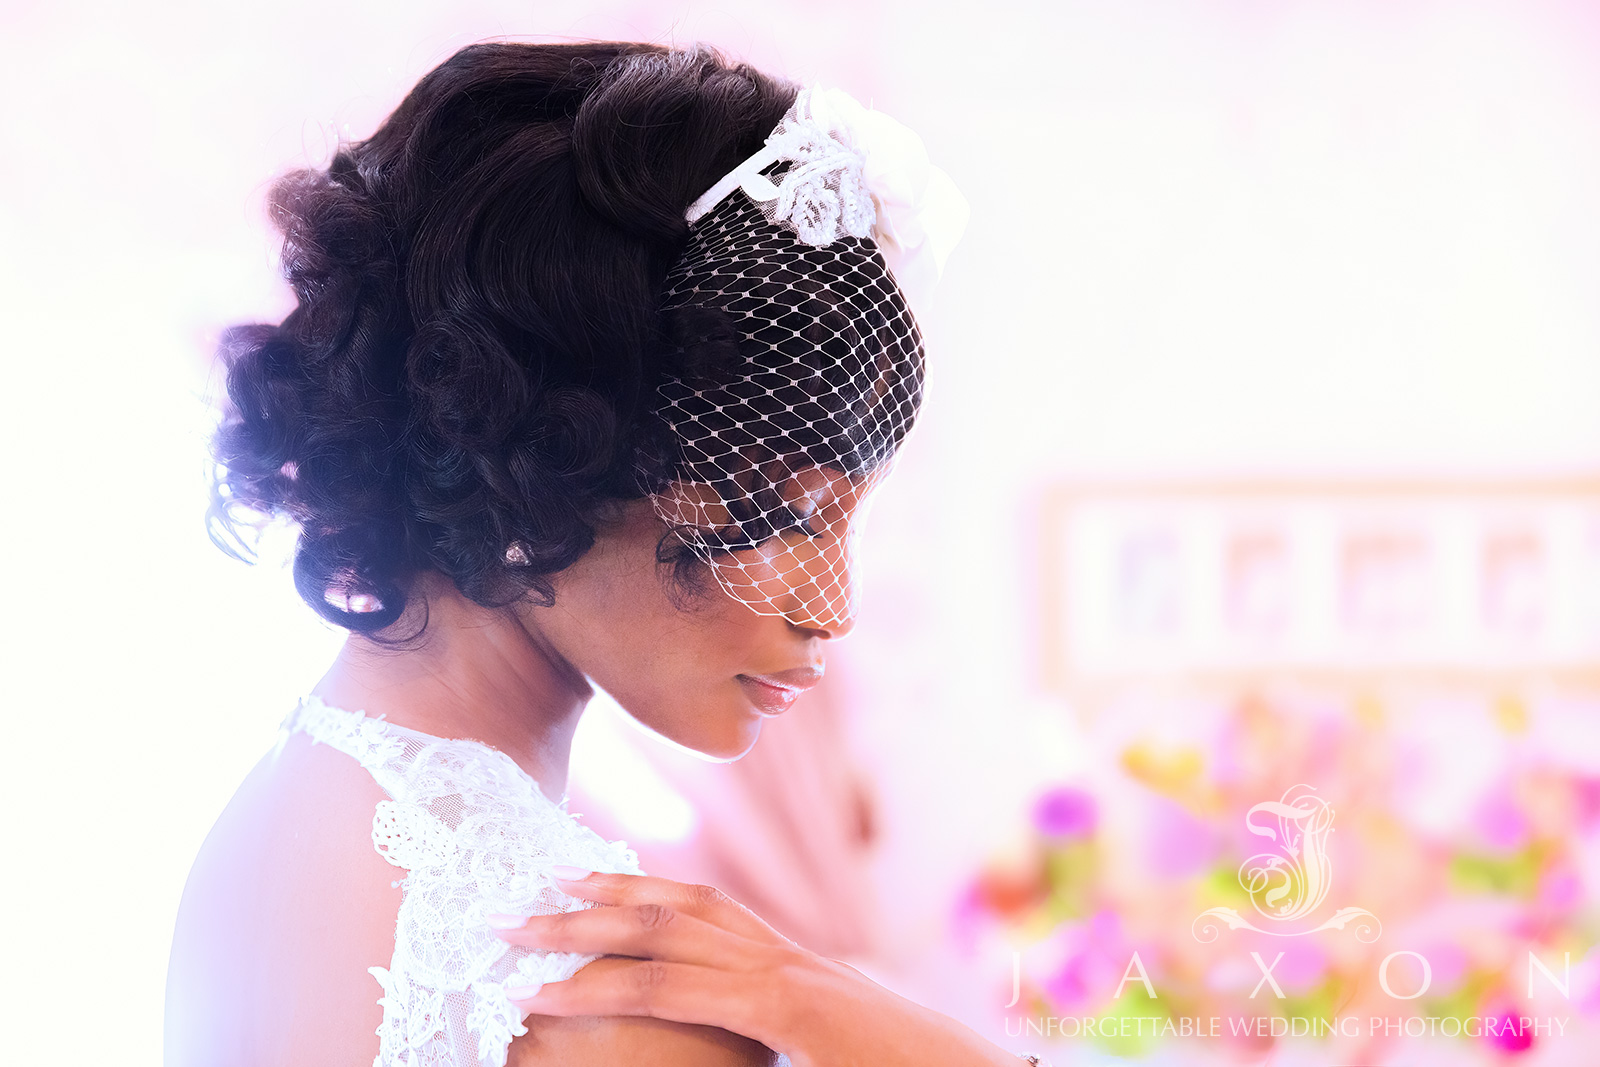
[506,955,778,1047]
[550,871,789,945]
[492,902,767,970]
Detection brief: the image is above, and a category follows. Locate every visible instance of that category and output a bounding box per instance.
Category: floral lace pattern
[281,698,643,1067]
[679,84,967,322]
[759,88,878,247]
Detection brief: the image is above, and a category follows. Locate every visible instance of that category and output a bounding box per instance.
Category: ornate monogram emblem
[1193,785,1381,943]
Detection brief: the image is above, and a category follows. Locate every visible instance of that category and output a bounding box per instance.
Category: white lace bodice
[279,697,645,1067]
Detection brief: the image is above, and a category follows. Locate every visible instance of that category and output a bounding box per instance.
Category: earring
[504,540,533,567]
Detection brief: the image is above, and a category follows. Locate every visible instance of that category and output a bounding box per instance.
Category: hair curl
[210,42,796,633]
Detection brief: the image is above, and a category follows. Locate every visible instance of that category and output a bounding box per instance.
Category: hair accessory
[503,541,533,567]
[644,86,966,631]
[685,85,969,313]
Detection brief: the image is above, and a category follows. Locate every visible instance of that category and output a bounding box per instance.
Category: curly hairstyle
[210,42,798,633]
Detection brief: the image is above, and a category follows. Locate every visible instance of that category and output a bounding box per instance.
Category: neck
[309,573,590,801]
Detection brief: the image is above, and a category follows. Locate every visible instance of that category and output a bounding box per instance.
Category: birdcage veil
[642,86,968,628]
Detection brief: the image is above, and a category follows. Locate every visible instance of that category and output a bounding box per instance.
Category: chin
[695,724,765,763]
[672,712,766,763]
[619,695,767,763]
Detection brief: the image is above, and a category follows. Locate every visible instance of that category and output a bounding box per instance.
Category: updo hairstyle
[210,43,797,632]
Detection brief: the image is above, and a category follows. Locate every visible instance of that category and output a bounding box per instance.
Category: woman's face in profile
[527,469,869,760]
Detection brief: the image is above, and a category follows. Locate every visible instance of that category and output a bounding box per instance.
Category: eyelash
[677,504,825,560]
[795,510,824,538]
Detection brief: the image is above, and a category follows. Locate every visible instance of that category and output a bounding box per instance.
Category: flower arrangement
[957,690,1600,1064]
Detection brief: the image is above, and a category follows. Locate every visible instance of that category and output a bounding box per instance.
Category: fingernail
[485,913,529,930]
[551,865,593,881]
[504,981,543,1001]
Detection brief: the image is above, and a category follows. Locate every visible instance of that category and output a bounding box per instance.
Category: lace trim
[685,86,875,248]
[281,697,644,1067]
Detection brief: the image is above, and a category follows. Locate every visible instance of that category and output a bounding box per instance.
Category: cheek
[638,682,766,760]
[548,513,779,759]
[573,587,768,754]
[592,650,765,760]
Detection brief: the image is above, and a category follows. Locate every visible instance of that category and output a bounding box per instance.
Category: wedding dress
[281,696,647,1067]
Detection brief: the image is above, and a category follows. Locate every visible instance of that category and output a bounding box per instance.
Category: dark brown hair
[210,42,796,632]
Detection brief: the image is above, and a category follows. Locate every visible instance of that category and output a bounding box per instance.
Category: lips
[736,666,824,716]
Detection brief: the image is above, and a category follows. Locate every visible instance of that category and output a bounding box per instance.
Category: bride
[165,40,1034,1067]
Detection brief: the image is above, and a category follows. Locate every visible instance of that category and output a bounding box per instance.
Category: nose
[787,602,856,640]
[771,526,860,638]
[711,520,862,636]
[691,466,877,636]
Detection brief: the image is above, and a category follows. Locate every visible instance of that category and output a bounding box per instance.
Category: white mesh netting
[645,93,926,631]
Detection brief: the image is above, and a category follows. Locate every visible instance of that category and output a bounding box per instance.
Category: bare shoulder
[165,730,400,1067]
[167,731,776,1066]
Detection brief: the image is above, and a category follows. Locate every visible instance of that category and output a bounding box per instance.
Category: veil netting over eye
[637,85,966,630]
[643,176,922,629]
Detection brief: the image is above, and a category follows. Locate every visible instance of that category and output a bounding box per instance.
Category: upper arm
[508,1013,778,1066]
[166,733,401,1067]
[506,953,778,1066]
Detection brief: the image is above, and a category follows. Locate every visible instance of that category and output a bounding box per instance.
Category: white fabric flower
[803,87,969,308]
[684,85,969,314]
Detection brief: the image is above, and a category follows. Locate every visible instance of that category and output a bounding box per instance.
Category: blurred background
[3,1,1598,1064]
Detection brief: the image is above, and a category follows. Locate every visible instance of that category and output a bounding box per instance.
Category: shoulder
[167,724,775,1067]
[166,729,400,1067]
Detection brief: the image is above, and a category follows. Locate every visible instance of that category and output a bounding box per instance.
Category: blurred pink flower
[1271,943,1328,994]
[1146,795,1218,879]
[1538,867,1582,912]
[1032,786,1098,841]
[1418,943,1469,994]
[1476,786,1530,852]
[1482,1007,1534,1054]
[1572,776,1600,834]
[1036,910,1132,1014]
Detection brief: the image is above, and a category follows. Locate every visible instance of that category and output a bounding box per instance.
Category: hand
[489,870,1024,1067]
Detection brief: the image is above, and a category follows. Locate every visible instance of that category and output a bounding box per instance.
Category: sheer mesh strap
[283,698,643,1067]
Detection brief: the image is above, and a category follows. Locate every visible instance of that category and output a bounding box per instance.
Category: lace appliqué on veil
[281,698,643,1067]
[685,87,876,249]
[758,90,876,247]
